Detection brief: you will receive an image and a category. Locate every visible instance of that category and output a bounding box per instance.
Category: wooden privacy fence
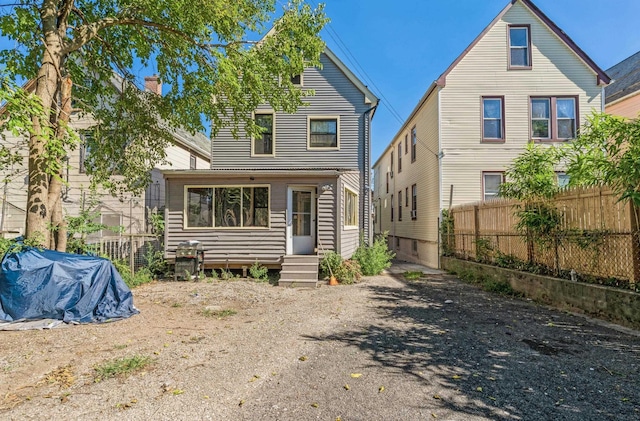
[444,186,640,289]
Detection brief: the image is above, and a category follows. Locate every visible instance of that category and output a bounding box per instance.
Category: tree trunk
[26,1,63,246]
[49,76,72,251]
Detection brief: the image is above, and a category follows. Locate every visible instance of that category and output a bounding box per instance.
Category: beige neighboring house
[605,51,640,118]
[0,76,210,241]
[372,0,610,268]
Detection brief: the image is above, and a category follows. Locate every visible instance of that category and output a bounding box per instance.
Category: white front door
[287,187,316,255]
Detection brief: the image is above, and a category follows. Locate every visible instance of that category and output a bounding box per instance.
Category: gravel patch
[1,271,638,420]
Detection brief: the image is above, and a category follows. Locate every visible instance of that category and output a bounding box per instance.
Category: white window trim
[307,115,340,150]
[344,186,359,230]
[251,110,276,157]
[291,73,304,87]
[482,172,504,201]
[183,184,271,230]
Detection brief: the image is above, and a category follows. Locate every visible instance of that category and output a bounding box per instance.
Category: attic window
[508,25,531,69]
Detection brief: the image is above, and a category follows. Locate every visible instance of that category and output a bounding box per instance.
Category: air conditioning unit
[411,210,417,219]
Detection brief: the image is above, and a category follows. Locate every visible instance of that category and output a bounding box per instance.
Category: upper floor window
[398,190,402,221]
[405,187,409,206]
[483,172,504,201]
[390,150,394,177]
[386,171,389,194]
[308,117,339,149]
[79,132,93,174]
[398,143,402,173]
[190,154,196,169]
[254,113,274,155]
[411,126,417,162]
[404,134,408,154]
[531,97,577,140]
[344,187,358,227]
[482,97,505,141]
[509,25,531,68]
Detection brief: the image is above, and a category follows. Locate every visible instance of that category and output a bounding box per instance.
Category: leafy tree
[499,143,563,259]
[0,0,327,250]
[565,112,640,207]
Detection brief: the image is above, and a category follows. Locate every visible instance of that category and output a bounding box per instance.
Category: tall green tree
[0,0,327,250]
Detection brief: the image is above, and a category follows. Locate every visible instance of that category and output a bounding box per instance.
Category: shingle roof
[605,51,640,104]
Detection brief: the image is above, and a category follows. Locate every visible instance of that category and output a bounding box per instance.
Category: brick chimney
[144,75,162,95]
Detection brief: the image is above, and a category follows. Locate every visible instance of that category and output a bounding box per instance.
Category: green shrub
[249,260,269,281]
[320,251,343,278]
[353,232,395,276]
[334,259,362,284]
[143,243,168,278]
[112,259,153,288]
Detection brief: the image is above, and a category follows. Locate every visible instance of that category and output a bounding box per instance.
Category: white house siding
[373,91,440,268]
[439,1,603,208]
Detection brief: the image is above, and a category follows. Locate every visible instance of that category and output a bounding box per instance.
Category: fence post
[129,234,135,275]
[474,205,480,259]
[630,202,640,287]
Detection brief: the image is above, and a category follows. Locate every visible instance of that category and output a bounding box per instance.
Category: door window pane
[293,191,312,236]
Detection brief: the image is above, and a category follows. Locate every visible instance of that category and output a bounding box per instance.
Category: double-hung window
[253,113,274,155]
[390,194,394,222]
[483,172,504,201]
[509,25,531,68]
[398,143,402,173]
[411,126,417,162]
[308,117,339,149]
[411,184,417,220]
[185,186,269,229]
[398,190,402,221]
[531,97,577,140]
[482,97,504,141]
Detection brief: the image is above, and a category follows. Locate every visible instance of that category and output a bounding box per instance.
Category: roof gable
[436,0,610,87]
[323,47,379,107]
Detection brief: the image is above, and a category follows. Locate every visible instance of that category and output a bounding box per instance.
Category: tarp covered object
[0,247,139,323]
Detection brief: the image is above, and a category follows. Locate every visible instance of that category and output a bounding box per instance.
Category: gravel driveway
[1,264,638,420]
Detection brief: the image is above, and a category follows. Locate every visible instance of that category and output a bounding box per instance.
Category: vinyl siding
[211,54,369,171]
[164,175,338,265]
[339,171,361,259]
[439,1,602,208]
[606,93,640,119]
[372,92,440,268]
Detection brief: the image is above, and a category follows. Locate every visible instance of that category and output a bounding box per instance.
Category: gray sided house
[163,48,379,285]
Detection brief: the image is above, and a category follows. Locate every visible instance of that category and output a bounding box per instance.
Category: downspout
[363,104,378,246]
[437,87,444,269]
[601,85,606,112]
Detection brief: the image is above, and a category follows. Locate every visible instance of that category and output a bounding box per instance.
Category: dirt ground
[1,269,639,420]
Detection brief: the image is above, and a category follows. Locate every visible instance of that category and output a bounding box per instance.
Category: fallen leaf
[344,384,350,390]
[239,400,245,407]
[489,396,496,401]
[379,386,385,393]
[431,414,438,418]
[203,395,209,399]
[311,403,319,408]
[166,330,173,334]
[351,373,362,378]
[433,394,441,400]
[299,356,308,361]
[249,375,260,382]
[476,387,483,392]
[173,389,184,395]
[488,377,496,381]
[452,375,461,380]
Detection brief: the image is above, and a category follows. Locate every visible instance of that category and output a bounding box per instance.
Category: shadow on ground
[305,273,640,420]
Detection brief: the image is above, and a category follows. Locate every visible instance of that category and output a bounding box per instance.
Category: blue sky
[312,0,640,162]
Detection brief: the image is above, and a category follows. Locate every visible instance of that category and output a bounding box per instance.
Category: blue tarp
[0,247,139,323]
